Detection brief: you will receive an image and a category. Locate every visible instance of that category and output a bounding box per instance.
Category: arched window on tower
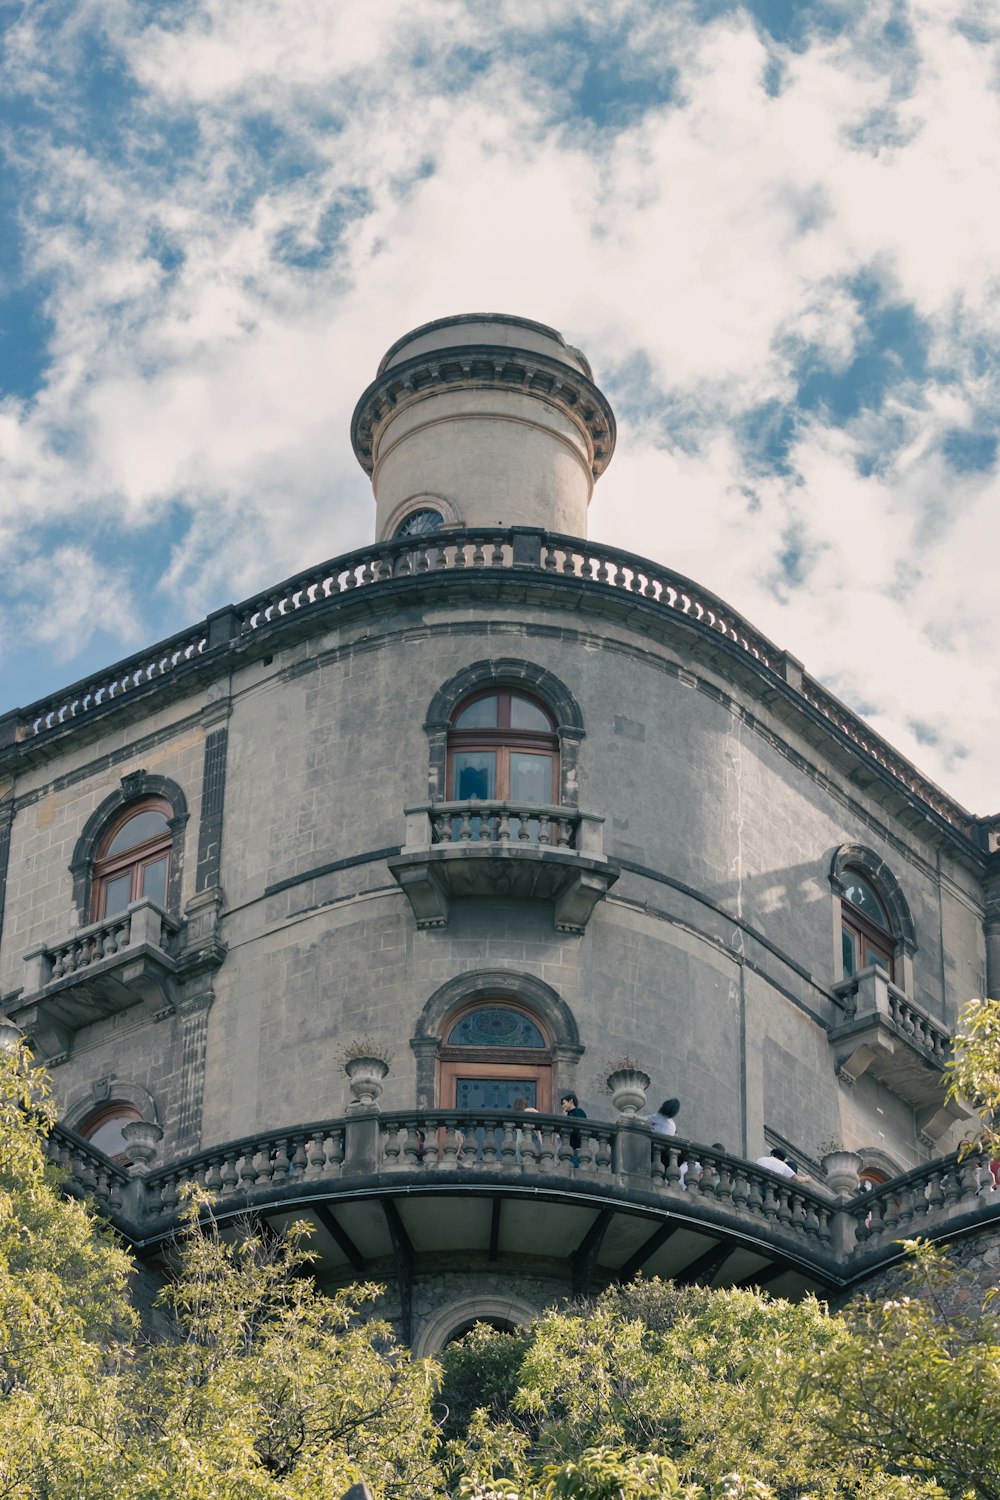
[438,1002,553,1111]
[91,799,173,920]
[840,868,895,981]
[447,689,558,807]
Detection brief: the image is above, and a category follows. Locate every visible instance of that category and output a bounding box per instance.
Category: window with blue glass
[439,1003,552,1112]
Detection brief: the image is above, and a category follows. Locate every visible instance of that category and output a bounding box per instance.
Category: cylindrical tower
[351,313,616,541]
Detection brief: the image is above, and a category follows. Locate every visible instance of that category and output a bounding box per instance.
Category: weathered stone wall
[840,1221,1000,1318]
[0,574,986,1185]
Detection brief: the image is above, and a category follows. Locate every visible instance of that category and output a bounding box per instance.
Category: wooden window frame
[841,869,896,981]
[91,797,173,922]
[447,689,559,803]
[437,1000,554,1111]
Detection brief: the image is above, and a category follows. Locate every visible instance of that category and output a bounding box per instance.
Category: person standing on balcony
[756,1146,811,1184]
[647,1098,680,1135]
[560,1092,586,1167]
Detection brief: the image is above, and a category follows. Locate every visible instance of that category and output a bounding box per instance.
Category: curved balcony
[46,1108,1000,1346]
[388,801,619,931]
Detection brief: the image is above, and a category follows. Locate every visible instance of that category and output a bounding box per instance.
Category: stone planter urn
[821,1148,862,1197]
[344,1055,390,1107]
[606,1067,651,1118]
[121,1119,163,1176]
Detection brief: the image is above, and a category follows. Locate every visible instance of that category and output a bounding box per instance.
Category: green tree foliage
[0,1037,136,1500]
[805,1242,1000,1500]
[441,1283,945,1500]
[948,997,1000,1155]
[0,1040,440,1499]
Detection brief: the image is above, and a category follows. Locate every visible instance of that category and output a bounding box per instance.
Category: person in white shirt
[755,1147,810,1183]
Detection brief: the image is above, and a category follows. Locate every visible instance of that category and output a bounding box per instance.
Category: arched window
[91,799,172,920]
[78,1102,141,1165]
[840,868,895,980]
[438,1002,553,1111]
[447,690,558,805]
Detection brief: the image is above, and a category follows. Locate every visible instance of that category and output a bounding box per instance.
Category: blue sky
[0,0,998,810]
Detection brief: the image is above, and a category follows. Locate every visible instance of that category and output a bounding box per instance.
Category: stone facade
[1,314,998,1348]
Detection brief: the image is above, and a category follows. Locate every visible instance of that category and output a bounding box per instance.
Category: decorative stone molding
[830,844,917,953]
[390,802,617,932]
[69,774,189,924]
[351,345,616,481]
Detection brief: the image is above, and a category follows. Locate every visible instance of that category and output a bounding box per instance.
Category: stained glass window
[447,1007,546,1048]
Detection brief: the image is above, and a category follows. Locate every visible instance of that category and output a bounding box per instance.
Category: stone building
[1,313,999,1350]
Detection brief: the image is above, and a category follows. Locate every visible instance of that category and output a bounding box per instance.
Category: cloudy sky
[0,0,997,812]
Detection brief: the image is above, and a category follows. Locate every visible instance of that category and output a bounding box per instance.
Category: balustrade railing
[23,900,180,994]
[650,1143,836,1247]
[378,1110,617,1176]
[848,1150,993,1249]
[429,800,576,848]
[46,1110,1000,1270]
[834,967,951,1064]
[6,527,980,841]
[143,1123,348,1214]
[46,1124,129,1210]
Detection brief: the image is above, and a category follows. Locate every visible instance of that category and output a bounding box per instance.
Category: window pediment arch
[424,661,583,807]
[830,844,916,953]
[413,969,580,1049]
[425,660,584,738]
[70,773,188,922]
[411,970,582,1109]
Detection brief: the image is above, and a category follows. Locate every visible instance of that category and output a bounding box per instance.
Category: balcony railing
[46,1111,1000,1285]
[10,900,181,1057]
[389,803,618,931]
[827,968,966,1129]
[4,528,995,851]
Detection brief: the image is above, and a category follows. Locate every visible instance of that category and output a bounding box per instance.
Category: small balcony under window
[388,801,619,932]
[10,899,181,1059]
[829,965,971,1141]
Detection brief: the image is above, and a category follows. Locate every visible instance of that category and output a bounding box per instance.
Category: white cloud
[0,0,998,808]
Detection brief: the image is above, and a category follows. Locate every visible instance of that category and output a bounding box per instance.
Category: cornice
[350,343,616,479]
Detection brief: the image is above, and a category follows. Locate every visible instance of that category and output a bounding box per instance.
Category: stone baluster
[489,535,505,567]
[159,1173,180,1212]
[440,1121,462,1168]
[536,1123,557,1170]
[959,1156,982,1201]
[481,1119,500,1166]
[595,1129,613,1175]
[556,1132,575,1171]
[497,810,511,841]
[421,1120,439,1169]
[219,1150,240,1195]
[289,1134,307,1176]
[382,1120,402,1167]
[328,1129,346,1175]
[537,813,552,845]
[576,1131,596,1173]
[925,1167,946,1211]
[555,818,571,847]
[458,809,474,841]
[517,810,531,841]
[775,1184,793,1228]
[542,542,558,571]
[816,1206,833,1245]
[662,1146,683,1191]
[402,1121,423,1167]
[497,1118,516,1166]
